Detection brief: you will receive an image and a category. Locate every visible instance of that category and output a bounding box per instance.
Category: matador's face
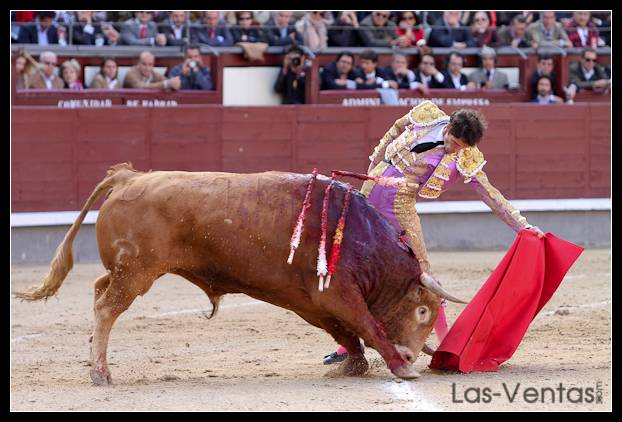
[442,125,469,155]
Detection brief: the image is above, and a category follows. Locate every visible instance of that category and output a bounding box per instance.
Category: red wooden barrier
[11,103,610,212]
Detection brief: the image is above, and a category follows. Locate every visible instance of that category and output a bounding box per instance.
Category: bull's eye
[416,306,429,322]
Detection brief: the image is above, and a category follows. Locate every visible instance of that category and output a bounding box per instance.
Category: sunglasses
[583,58,596,62]
[239,16,252,21]
[475,17,488,22]
[374,13,389,18]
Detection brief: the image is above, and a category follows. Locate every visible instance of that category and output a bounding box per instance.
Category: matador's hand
[527,226,545,238]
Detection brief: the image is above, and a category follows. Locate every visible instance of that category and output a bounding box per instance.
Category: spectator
[383,53,421,91]
[413,53,446,93]
[529,53,559,99]
[395,11,426,48]
[441,51,470,90]
[264,11,303,47]
[274,45,308,104]
[17,11,60,45]
[468,46,509,89]
[358,11,399,48]
[123,51,181,90]
[592,12,611,46]
[167,44,213,90]
[527,11,572,48]
[565,11,602,48]
[27,51,64,89]
[120,11,167,47]
[320,51,358,90]
[566,47,610,96]
[60,59,84,90]
[497,15,536,48]
[89,57,119,89]
[530,75,563,104]
[354,49,392,90]
[231,11,266,44]
[295,11,332,49]
[71,11,115,46]
[160,11,189,46]
[14,48,39,90]
[428,11,476,48]
[191,11,234,47]
[328,11,360,47]
[469,11,499,47]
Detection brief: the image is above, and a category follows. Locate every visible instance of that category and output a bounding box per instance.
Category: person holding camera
[274,45,308,104]
[167,44,213,90]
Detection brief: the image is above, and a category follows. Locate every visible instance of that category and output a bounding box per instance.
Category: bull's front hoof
[90,369,112,386]
[392,364,421,380]
[338,356,369,376]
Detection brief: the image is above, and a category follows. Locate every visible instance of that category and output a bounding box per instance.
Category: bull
[16,163,463,385]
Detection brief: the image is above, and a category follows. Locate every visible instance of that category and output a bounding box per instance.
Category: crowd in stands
[11,11,612,49]
[12,11,612,104]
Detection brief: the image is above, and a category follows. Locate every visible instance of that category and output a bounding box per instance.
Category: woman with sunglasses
[395,11,426,48]
[231,11,267,43]
[469,11,499,47]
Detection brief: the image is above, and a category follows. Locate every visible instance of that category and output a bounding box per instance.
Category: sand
[10,248,611,411]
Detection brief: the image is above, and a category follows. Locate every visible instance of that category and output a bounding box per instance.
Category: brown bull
[16,163,462,384]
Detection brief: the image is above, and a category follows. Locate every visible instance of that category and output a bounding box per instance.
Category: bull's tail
[14,162,140,301]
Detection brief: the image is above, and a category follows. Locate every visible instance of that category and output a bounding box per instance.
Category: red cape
[429,230,584,373]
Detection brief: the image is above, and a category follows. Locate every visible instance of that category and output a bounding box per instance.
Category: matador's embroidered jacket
[361,100,531,272]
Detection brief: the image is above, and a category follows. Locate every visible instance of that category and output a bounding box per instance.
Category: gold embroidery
[417,154,455,199]
[471,171,530,232]
[456,146,486,182]
[369,114,410,164]
[393,177,430,271]
[408,100,450,127]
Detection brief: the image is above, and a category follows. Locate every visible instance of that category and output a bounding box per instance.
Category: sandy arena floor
[10,249,611,411]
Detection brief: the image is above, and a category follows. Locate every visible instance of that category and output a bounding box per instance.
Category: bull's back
[96,170,333,289]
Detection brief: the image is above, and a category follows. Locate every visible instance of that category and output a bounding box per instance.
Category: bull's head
[381,273,465,375]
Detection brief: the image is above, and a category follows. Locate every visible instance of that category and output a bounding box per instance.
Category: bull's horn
[422,343,436,356]
[420,272,467,304]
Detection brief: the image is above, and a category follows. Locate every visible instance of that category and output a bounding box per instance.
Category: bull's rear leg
[88,272,112,364]
[321,289,418,379]
[90,270,156,386]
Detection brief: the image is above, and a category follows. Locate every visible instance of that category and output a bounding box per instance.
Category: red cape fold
[429,230,584,373]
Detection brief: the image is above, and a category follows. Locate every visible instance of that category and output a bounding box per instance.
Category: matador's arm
[469,170,532,232]
[368,112,411,173]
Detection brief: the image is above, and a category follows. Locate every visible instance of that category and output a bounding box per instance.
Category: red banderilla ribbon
[324,184,353,290]
[287,168,318,264]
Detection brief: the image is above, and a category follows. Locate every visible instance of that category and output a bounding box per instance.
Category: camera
[189,60,198,70]
[290,56,301,67]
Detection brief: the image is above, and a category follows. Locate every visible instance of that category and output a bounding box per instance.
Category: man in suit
[468,46,509,89]
[190,11,234,47]
[354,49,392,89]
[383,53,417,90]
[159,11,189,47]
[441,51,470,90]
[264,11,302,47]
[123,51,181,90]
[17,11,59,45]
[120,11,166,47]
[497,15,536,48]
[320,51,358,90]
[413,53,446,90]
[527,11,572,48]
[27,51,64,89]
[428,11,476,48]
[529,53,559,99]
[567,47,610,94]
